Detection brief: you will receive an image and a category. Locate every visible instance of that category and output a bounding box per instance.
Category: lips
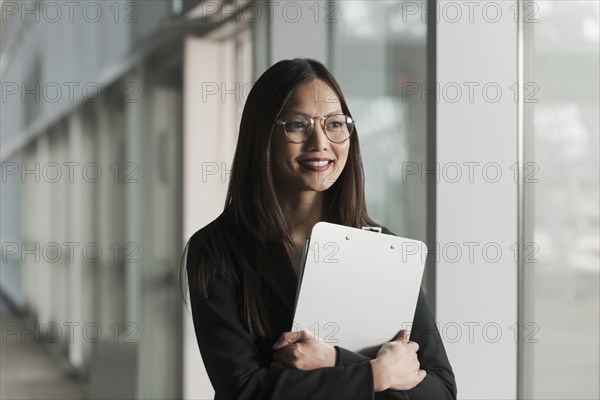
[298,157,333,166]
[298,158,333,171]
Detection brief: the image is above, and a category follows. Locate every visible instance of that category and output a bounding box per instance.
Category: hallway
[0,296,88,400]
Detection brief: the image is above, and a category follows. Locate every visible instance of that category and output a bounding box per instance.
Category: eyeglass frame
[273,113,355,144]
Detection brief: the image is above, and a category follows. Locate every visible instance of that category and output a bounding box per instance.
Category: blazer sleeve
[187,240,378,400]
[334,288,457,400]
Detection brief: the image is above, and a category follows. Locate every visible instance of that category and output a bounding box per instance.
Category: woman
[181,58,457,399]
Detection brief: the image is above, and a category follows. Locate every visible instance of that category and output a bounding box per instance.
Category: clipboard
[291,222,427,353]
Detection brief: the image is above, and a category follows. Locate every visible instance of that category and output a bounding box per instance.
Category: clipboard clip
[361,226,382,233]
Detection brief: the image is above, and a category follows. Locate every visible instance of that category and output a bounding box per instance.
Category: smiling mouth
[299,160,332,167]
[298,159,333,171]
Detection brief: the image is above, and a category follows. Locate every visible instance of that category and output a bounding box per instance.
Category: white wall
[436,2,519,399]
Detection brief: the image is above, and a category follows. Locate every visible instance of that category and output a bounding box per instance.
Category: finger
[393,329,405,342]
[292,330,308,343]
[273,330,306,350]
[416,369,427,383]
[272,333,284,350]
[394,329,410,344]
[272,332,295,350]
[272,337,291,350]
[407,341,420,352]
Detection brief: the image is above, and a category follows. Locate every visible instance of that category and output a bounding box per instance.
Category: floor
[0,295,88,400]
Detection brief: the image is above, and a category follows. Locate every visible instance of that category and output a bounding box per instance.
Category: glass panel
[523,1,600,398]
[332,0,427,241]
[332,1,429,291]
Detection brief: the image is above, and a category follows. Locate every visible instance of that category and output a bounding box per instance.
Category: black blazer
[186,212,457,400]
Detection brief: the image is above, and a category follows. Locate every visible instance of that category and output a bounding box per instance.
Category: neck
[278,190,324,240]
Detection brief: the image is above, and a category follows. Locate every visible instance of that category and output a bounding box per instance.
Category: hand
[270,330,336,370]
[371,329,427,391]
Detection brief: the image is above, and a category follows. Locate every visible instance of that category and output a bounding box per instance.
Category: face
[271,79,351,198]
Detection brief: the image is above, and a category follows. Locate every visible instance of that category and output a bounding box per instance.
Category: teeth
[302,160,330,167]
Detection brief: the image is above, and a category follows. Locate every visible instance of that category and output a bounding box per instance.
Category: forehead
[282,79,341,114]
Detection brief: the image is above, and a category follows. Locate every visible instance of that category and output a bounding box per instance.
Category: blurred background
[0,1,598,399]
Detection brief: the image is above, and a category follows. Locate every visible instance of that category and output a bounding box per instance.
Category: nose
[305,119,330,151]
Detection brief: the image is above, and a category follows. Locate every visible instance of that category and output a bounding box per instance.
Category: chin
[304,182,335,192]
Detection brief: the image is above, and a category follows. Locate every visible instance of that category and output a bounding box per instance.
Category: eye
[285,115,311,131]
[326,116,345,130]
[286,121,308,130]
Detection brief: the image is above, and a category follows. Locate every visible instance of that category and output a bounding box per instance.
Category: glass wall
[522,1,600,398]
[331,0,429,288]
[2,61,185,400]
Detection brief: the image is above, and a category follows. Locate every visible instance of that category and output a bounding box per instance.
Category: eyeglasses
[274,113,355,144]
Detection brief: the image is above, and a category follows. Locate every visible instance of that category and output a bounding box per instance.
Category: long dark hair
[181,57,380,338]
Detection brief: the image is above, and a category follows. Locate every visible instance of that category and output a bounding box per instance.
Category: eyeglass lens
[283,114,354,143]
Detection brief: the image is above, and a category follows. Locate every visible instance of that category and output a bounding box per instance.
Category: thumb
[394,329,410,343]
[417,369,427,383]
[272,331,300,350]
[272,334,290,350]
[273,330,306,350]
